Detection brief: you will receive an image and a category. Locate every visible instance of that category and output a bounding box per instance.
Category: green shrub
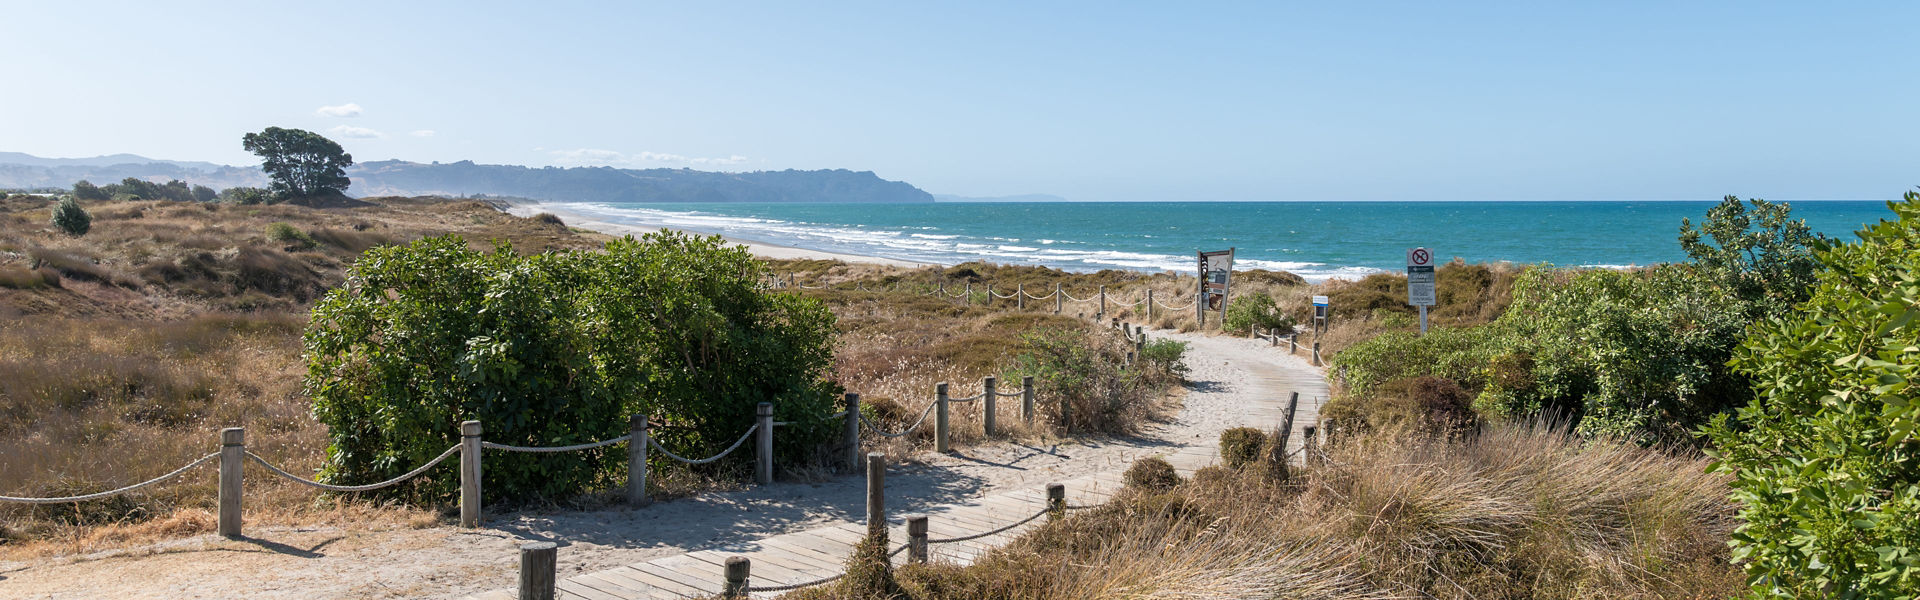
[1330,325,1506,397]
[1222,293,1294,335]
[1705,194,1920,597]
[1322,375,1479,440]
[217,186,271,205]
[50,197,89,236]
[1136,338,1189,380]
[1218,427,1265,468]
[1015,328,1155,433]
[303,232,841,503]
[530,212,565,226]
[264,222,315,250]
[1124,456,1182,491]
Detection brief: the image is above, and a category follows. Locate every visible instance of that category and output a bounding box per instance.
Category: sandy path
[0,330,1325,599]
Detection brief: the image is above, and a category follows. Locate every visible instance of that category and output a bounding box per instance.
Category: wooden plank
[603,565,709,599]
[557,574,631,600]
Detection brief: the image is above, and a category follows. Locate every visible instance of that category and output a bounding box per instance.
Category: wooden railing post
[1016,284,1025,310]
[723,556,750,598]
[844,393,862,471]
[520,542,557,600]
[1098,285,1106,318]
[984,283,993,307]
[461,420,483,528]
[908,515,929,563]
[1047,483,1066,521]
[1312,342,1322,366]
[1021,375,1035,423]
[628,414,649,505]
[866,452,886,537]
[982,376,997,437]
[1054,282,1062,314]
[756,402,774,485]
[1147,288,1155,322]
[935,383,951,453]
[219,427,244,538]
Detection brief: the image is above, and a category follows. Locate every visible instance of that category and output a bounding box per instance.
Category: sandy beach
[503,202,929,268]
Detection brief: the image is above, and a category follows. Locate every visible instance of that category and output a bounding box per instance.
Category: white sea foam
[538,201,1381,283]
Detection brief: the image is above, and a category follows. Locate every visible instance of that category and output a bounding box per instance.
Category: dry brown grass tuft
[791,421,1738,600]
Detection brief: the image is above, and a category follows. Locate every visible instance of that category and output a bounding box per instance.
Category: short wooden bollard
[1312,343,1322,366]
[755,402,774,485]
[1146,289,1155,322]
[519,542,557,600]
[844,393,862,471]
[1020,375,1035,423]
[460,420,483,528]
[1303,425,1320,466]
[866,452,886,537]
[982,376,997,437]
[907,515,929,563]
[935,382,951,453]
[1046,483,1066,521]
[984,283,994,307]
[1126,350,1135,365]
[1098,285,1107,317]
[219,427,244,538]
[723,556,751,598]
[1016,284,1025,310]
[1053,282,1062,314]
[627,414,649,505]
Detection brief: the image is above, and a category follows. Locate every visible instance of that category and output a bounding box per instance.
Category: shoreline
[503,203,931,268]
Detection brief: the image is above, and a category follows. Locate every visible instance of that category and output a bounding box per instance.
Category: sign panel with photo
[1197,248,1234,324]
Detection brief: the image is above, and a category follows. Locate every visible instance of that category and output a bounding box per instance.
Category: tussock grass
[791,422,1738,600]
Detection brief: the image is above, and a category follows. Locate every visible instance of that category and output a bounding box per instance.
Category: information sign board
[1406,247,1436,306]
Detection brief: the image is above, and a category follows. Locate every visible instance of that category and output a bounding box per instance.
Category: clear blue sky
[3,1,1916,201]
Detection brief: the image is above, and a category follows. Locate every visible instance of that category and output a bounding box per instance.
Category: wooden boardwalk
[471,336,1327,599]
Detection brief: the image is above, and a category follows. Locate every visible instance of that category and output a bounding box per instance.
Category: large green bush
[1706,194,1920,597]
[1015,328,1174,433]
[1222,293,1293,335]
[303,231,840,503]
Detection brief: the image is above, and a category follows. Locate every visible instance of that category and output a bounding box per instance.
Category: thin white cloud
[329,125,385,139]
[548,148,749,168]
[409,130,436,137]
[315,103,364,118]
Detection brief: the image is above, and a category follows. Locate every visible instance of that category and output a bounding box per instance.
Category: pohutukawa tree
[241,127,353,199]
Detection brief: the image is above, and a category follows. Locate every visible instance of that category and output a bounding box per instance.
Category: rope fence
[0,452,218,504]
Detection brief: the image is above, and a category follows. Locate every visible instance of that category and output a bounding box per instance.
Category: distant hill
[933,193,1068,203]
[350,160,934,204]
[0,152,934,204]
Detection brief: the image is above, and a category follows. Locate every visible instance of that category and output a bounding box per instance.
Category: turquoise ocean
[537,201,1895,282]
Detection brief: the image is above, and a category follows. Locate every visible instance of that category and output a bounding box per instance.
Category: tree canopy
[241,127,353,199]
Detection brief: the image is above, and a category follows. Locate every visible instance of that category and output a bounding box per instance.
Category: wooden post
[1021,375,1035,423]
[1290,334,1298,355]
[1303,425,1320,466]
[756,402,774,485]
[1098,285,1106,317]
[907,515,929,563]
[1312,342,1322,366]
[219,427,243,538]
[1016,284,1025,310]
[935,383,951,453]
[1046,483,1066,521]
[519,542,557,600]
[982,376,997,437]
[461,420,482,528]
[1147,289,1155,322]
[1275,392,1301,465]
[1126,350,1134,366]
[627,414,649,505]
[964,281,971,300]
[1054,282,1062,314]
[866,452,886,537]
[844,393,862,472]
[723,556,750,599]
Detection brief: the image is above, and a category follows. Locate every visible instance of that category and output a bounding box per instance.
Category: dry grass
[790,421,1740,600]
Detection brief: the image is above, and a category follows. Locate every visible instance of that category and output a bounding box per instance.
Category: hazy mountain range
[0,153,936,204]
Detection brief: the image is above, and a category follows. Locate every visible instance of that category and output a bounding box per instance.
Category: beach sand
[504,203,929,268]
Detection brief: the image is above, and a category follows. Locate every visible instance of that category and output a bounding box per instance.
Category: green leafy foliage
[217,186,272,205]
[49,197,90,236]
[303,231,840,503]
[1014,328,1176,433]
[264,222,315,250]
[1329,326,1506,397]
[70,180,108,201]
[1680,195,1822,317]
[1136,338,1190,380]
[243,127,353,200]
[1706,193,1920,597]
[1222,293,1293,335]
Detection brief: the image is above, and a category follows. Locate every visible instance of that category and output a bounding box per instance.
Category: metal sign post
[1406,247,1436,335]
[1311,295,1329,338]
[1197,248,1234,327]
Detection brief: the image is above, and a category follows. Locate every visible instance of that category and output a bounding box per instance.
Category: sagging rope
[649,425,760,465]
[482,435,631,453]
[248,445,461,493]
[0,452,219,504]
[861,401,940,438]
